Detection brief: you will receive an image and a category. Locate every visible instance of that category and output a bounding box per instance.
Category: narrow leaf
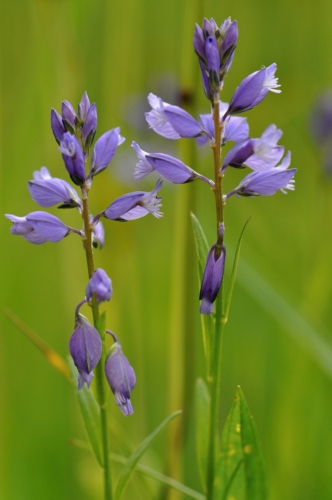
[223,218,250,324]
[68,358,103,467]
[215,386,267,500]
[195,378,210,492]
[114,410,182,500]
[4,308,70,380]
[191,212,213,378]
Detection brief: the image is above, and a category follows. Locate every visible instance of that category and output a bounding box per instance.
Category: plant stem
[206,97,225,500]
[82,185,113,500]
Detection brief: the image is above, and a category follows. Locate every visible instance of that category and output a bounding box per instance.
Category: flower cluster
[137,17,297,314]
[5,92,160,414]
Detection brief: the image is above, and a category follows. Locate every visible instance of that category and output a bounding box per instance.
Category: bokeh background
[1,0,332,499]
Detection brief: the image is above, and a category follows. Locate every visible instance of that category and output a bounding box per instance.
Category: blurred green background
[1,0,332,499]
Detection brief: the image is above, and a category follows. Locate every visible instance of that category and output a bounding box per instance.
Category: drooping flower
[5,211,74,244]
[59,132,86,186]
[28,167,82,210]
[224,63,281,117]
[97,179,163,221]
[86,268,112,304]
[199,242,226,315]
[69,302,102,390]
[104,331,136,416]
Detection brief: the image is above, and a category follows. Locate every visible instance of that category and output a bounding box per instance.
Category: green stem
[206,97,225,499]
[82,185,112,500]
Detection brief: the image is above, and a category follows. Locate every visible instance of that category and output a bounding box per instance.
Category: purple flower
[69,306,102,390]
[196,104,249,146]
[231,152,296,197]
[92,219,105,248]
[200,243,226,315]
[51,109,66,143]
[99,179,163,221]
[145,94,184,140]
[223,125,284,170]
[78,92,91,122]
[5,211,72,244]
[194,17,238,98]
[82,103,97,150]
[90,128,125,178]
[132,142,213,185]
[104,332,136,416]
[59,132,86,186]
[86,268,112,304]
[225,63,281,117]
[62,100,77,133]
[28,167,82,210]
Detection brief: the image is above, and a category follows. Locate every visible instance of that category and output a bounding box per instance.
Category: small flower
[62,100,77,133]
[78,92,91,122]
[225,63,281,117]
[232,153,296,197]
[69,303,102,390]
[89,128,124,178]
[196,104,249,146]
[82,103,97,150]
[5,211,73,244]
[145,93,182,139]
[92,219,105,248]
[199,243,226,315]
[59,132,86,186]
[223,125,284,170]
[86,268,112,304]
[51,109,66,143]
[28,167,82,210]
[104,331,136,416]
[194,18,238,99]
[98,179,163,221]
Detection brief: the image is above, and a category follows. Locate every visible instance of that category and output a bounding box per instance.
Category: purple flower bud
[90,128,124,177]
[132,142,198,184]
[205,35,220,76]
[5,211,72,244]
[104,332,136,416]
[225,63,281,117]
[100,179,163,221]
[200,243,226,315]
[78,92,91,122]
[234,152,296,196]
[59,132,86,186]
[199,59,213,102]
[86,268,112,304]
[62,100,77,133]
[92,219,105,248]
[82,103,97,150]
[69,310,102,390]
[51,109,66,143]
[28,167,82,210]
[219,20,238,76]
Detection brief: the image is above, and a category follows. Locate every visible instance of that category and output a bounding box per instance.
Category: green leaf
[4,308,70,380]
[223,218,250,325]
[195,378,210,491]
[68,358,103,467]
[191,212,213,378]
[215,386,267,500]
[109,452,205,500]
[114,410,182,500]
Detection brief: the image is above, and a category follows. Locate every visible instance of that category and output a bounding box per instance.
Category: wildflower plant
[5,15,296,500]
[132,16,296,500]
